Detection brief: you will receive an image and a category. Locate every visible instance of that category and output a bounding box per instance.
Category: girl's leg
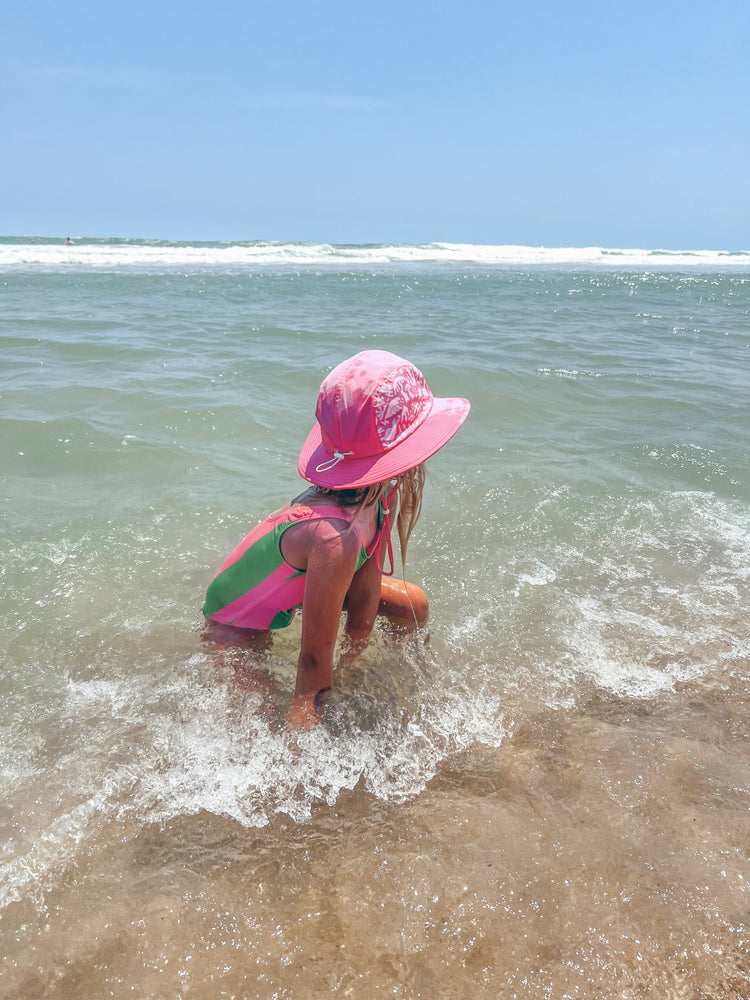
[378,577,429,631]
[201,619,275,697]
[201,618,271,651]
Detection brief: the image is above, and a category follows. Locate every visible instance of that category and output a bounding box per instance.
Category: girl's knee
[379,578,429,629]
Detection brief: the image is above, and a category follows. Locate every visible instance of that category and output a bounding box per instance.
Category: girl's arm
[342,550,383,654]
[287,521,360,725]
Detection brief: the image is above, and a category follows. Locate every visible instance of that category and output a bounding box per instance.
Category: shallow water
[1,239,748,997]
[2,677,748,998]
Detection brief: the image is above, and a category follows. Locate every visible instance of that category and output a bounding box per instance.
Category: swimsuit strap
[292,503,355,522]
[374,485,397,577]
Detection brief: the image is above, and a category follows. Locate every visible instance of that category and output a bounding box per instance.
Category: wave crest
[2,238,748,271]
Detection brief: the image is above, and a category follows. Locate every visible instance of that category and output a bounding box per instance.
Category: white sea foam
[0,641,510,912]
[1,239,749,271]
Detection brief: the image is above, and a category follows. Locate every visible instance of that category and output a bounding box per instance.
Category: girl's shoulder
[288,493,379,545]
[279,496,365,571]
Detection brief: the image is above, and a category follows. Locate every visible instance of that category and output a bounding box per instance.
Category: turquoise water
[1,239,749,997]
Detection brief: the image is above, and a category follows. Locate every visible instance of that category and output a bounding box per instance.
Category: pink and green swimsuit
[203,500,387,630]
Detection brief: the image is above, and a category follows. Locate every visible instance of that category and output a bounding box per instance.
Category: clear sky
[2,0,748,248]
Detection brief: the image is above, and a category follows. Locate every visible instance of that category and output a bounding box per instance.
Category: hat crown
[316,351,432,460]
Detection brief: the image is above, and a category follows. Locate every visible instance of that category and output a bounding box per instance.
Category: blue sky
[2,0,748,247]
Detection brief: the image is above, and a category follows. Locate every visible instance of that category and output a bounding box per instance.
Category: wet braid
[392,464,424,564]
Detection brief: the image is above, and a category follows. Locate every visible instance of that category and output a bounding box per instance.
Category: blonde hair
[391,464,425,565]
[313,463,426,566]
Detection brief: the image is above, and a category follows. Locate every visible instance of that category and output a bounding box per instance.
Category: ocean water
[1,237,748,998]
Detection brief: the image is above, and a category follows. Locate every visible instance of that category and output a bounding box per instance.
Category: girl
[203,349,470,726]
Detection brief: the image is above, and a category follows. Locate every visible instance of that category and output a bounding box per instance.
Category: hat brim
[297,396,470,488]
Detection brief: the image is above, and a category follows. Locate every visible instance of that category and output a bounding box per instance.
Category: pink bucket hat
[298,350,470,488]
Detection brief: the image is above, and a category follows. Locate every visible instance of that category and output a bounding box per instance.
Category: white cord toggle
[315,449,354,472]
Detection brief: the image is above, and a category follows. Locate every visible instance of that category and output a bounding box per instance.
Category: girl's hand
[285,688,330,730]
[285,694,320,730]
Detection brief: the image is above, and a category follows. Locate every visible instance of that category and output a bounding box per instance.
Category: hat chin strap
[315,449,353,473]
[376,482,398,576]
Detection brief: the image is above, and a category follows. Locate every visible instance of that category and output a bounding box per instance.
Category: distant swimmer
[65,237,75,245]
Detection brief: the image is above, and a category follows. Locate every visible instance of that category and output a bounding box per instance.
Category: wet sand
[3,674,748,999]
